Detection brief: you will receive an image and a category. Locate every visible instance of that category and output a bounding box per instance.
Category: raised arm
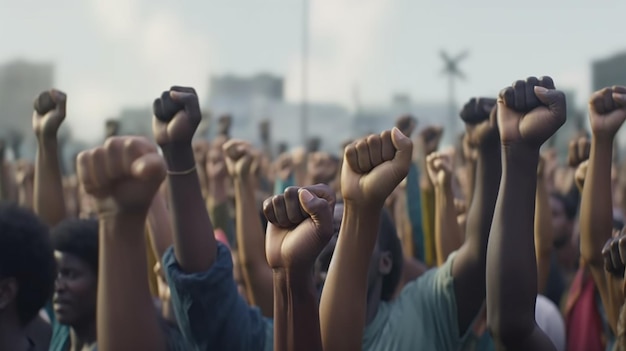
[453,97,501,332]
[147,190,174,262]
[602,231,626,350]
[580,86,626,332]
[152,87,216,273]
[320,128,412,351]
[535,155,553,294]
[77,136,169,351]
[15,160,35,209]
[224,140,274,317]
[426,150,463,266]
[486,76,566,351]
[33,90,68,226]
[265,184,335,351]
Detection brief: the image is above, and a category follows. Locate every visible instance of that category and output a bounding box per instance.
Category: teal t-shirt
[362,252,471,351]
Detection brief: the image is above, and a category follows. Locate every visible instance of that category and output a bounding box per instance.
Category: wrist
[98,211,147,241]
[160,143,195,172]
[273,268,316,294]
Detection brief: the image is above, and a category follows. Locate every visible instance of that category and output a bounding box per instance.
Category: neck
[69,320,97,350]
[365,279,383,325]
[0,315,29,351]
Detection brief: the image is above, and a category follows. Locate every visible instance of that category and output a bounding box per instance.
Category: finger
[533,86,567,119]
[103,137,125,181]
[603,87,615,112]
[34,91,56,116]
[525,77,540,108]
[123,137,158,176]
[602,239,615,274]
[170,88,201,117]
[298,189,333,240]
[513,80,526,111]
[613,85,626,107]
[284,187,306,225]
[161,91,184,122]
[500,87,515,109]
[380,130,394,161]
[302,184,336,210]
[355,139,373,172]
[153,98,166,122]
[590,89,607,114]
[272,195,290,228]
[344,142,360,174]
[390,127,413,169]
[619,235,626,269]
[567,139,577,167]
[367,135,383,167]
[51,89,67,117]
[89,148,108,191]
[538,76,555,90]
[131,153,166,183]
[263,197,278,224]
[611,238,625,276]
[76,150,94,193]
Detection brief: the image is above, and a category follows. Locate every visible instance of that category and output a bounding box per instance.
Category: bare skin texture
[486,77,566,351]
[264,184,335,351]
[77,136,168,351]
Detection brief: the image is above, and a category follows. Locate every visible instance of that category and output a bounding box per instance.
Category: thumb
[131,153,167,183]
[534,86,566,118]
[298,189,333,239]
[390,127,413,173]
[51,90,67,117]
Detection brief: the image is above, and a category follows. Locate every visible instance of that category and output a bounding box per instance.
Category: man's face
[53,251,97,327]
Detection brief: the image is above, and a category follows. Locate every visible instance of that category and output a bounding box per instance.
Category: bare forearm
[320,206,380,351]
[234,178,273,316]
[487,151,538,342]
[534,176,552,293]
[35,138,67,226]
[98,215,166,351]
[580,139,614,266]
[275,270,322,351]
[18,181,34,209]
[164,145,216,273]
[146,192,173,260]
[434,184,463,266]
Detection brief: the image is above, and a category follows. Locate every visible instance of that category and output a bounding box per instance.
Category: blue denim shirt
[163,243,274,351]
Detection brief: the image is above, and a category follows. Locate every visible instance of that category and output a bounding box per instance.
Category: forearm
[274,270,322,351]
[0,160,8,200]
[465,159,477,206]
[235,178,274,316]
[164,145,217,273]
[98,215,166,351]
[147,192,173,260]
[34,138,67,226]
[434,184,463,266]
[320,206,380,351]
[580,139,614,266]
[18,181,34,209]
[487,150,538,342]
[534,176,552,294]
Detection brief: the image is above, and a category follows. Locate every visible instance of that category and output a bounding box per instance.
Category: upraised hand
[264,184,335,272]
[497,76,566,148]
[426,150,454,187]
[460,97,499,149]
[152,86,201,147]
[341,128,413,208]
[418,125,443,156]
[568,136,590,168]
[223,140,254,179]
[32,89,66,138]
[589,86,626,139]
[77,136,166,217]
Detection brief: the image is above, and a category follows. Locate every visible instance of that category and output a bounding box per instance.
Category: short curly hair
[51,218,99,274]
[0,202,56,325]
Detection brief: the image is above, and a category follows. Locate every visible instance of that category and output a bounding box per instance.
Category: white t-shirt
[535,294,566,351]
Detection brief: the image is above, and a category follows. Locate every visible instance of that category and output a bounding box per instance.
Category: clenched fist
[426,150,454,187]
[77,137,166,216]
[223,139,254,178]
[341,128,413,208]
[152,86,201,147]
[567,136,590,168]
[264,184,335,272]
[32,89,66,138]
[460,97,499,150]
[497,77,566,148]
[588,86,626,139]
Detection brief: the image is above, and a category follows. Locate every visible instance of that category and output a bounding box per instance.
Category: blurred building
[592,51,626,92]
[117,107,153,138]
[0,60,54,156]
[210,73,284,103]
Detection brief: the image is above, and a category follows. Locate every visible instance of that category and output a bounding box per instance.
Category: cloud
[285,0,393,107]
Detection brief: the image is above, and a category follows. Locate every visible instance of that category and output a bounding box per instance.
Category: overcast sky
[1,0,624,141]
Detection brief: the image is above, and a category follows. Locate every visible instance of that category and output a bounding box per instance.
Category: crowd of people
[0,76,625,351]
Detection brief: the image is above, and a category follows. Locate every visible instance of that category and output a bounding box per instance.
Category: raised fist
[32,89,66,138]
[15,160,34,185]
[574,160,589,192]
[588,86,626,139]
[77,136,166,216]
[152,86,201,147]
[192,140,210,166]
[205,144,228,181]
[567,136,590,168]
[497,77,566,148]
[426,150,454,187]
[460,97,499,149]
[274,153,293,181]
[602,230,626,280]
[341,128,413,208]
[418,126,443,155]
[396,115,417,137]
[264,184,335,271]
[223,139,254,178]
[308,152,339,185]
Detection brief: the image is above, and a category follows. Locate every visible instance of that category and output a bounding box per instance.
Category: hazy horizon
[2,0,624,141]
